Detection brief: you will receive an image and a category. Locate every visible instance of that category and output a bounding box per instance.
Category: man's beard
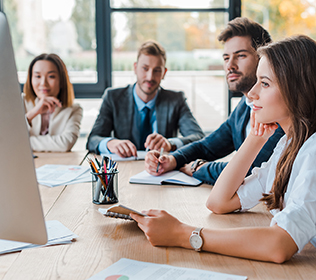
[228,73,257,93]
[138,80,159,96]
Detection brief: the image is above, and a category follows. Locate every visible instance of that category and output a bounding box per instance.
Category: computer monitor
[0,11,47,245]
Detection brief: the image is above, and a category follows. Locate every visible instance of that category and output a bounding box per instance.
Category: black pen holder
[91,169,119,205]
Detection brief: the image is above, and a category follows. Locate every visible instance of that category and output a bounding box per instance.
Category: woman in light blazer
[23,53,83,152]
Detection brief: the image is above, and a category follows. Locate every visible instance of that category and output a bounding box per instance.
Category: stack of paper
[0,220,78,254]
[36,164,91,187]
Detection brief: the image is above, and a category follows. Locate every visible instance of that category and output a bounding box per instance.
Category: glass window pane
[5,0,97,84]
[242,0,316,41]
[111,0,228,9]
[112,11,228,132]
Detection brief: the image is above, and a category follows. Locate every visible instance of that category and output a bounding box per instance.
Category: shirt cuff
[168,137,183,149]
[98,138,114,154]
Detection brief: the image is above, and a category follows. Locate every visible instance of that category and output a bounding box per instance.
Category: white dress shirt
[237,133,316,252]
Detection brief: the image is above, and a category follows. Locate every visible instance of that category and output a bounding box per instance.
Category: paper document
[0,220,78,254]
[36,164,91,187]
[69,169,92,184]
[129,170,202,186]
[87,258,247,280]
[101,151,147,162]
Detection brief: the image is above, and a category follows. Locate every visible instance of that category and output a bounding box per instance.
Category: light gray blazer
[86,84,204,153]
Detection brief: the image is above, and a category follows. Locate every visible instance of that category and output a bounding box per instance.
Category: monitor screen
[0,11,47,245]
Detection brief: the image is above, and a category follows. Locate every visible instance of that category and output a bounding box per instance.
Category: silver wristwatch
[189,227,203,252]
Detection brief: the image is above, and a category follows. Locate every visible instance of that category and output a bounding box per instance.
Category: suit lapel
[121,85,135,139]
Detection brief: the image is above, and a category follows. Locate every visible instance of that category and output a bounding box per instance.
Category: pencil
[88,158,107,189]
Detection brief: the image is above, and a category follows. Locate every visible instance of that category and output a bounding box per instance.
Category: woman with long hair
[131,35,316,263]
[23,53,83,152]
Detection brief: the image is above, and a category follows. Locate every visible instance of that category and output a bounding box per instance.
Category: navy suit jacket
[86,84,204,153]
[172,95,285,185]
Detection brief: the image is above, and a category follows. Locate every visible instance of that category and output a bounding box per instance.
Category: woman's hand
[130,209,191,248]
[26,96,62,124]
[250,111,278,139]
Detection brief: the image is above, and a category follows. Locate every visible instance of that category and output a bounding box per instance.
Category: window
[110,0,228,9]
[242,0,316,41]
[4,0,240,133]
[110,0,238,132]
[4,0,102,94]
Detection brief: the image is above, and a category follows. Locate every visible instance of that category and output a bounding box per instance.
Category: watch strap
[191,159,206,173]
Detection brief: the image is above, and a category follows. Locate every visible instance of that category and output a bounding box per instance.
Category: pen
[156,148,164,173]
[102,156,109,169]
[94,155,101,169]
[103,165,108,185]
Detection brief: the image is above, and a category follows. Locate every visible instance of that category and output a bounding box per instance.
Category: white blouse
[237,133,316,252]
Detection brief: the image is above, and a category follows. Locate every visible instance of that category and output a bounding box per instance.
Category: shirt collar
[133,84,158,111]
[245,96,253,110]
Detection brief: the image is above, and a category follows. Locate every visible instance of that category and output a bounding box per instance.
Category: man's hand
[145,133,172,152]
[107,139,137,158]
[145,150,177,175]
[179,160,206,177]
[179,162,194,176]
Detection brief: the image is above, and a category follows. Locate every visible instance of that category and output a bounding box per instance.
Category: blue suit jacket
[86,84,204,153]
[172,95,285,185]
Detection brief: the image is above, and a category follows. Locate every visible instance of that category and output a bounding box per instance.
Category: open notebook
[129,170,202,187]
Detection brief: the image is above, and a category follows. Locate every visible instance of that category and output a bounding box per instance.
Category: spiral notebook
[98,204,147,220]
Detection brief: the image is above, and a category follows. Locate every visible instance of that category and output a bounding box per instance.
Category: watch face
[190,234,203,249]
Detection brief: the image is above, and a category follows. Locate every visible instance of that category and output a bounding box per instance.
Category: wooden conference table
[1,151,316,280]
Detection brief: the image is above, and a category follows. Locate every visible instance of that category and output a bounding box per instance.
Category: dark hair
[259,35,316,210]
[218,17,272,50]
[137,40,166,64]
[23,53,74,107]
